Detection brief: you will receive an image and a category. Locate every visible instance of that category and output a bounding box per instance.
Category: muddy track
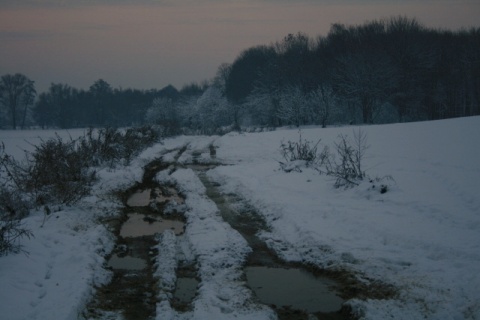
[83,150,188,320]
[84,142,395,320]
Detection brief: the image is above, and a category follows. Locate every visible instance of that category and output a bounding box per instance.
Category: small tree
[0,73,36,129]
[308,85,337,128]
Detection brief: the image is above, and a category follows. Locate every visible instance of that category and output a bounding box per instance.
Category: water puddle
[127,189,151,207]
[173,277,199,304]
[127,187,185,208]
[85,159,189,320]
[246,266,343,313]
[85,235,158,320]
[107,254,147,270]
[120,213,185,237]
[196,171,347,319]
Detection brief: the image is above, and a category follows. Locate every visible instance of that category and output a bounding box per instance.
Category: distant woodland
[1,17,479,132]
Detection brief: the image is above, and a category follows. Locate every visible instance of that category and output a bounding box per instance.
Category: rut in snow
[195,169,348,320]
[83,159,187,320]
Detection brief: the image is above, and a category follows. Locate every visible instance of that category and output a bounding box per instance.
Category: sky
[1,0,479,93]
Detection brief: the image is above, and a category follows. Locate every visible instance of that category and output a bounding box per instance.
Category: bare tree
[0,74,36,129]
[333,52,398,124]
[308,85,338,128]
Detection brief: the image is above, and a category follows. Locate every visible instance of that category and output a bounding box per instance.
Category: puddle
[173,277,198,304]
[84,235,158,320]
[246,266,343,313]
[196,171,348,318]
[120,213,185,237]
[127,189,151,206]
[85,160,188,320]
[107,254,147,270]
[127,187,185,208]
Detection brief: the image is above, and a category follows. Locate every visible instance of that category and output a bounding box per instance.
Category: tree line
[224,16,480,127]
[1,16,479,131]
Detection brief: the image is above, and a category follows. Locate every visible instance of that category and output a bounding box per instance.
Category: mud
[85,235,158,320]
[196,171,349,319]
[85,145,396,320]
[84,157,188,320]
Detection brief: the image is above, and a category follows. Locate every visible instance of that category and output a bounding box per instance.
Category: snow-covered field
[1,116,479,319]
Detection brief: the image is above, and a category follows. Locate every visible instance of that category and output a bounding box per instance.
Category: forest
[1,16,479,133]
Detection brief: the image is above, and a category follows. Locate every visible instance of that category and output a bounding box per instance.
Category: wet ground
[84,143,395,320]
[197,171,349,320]
[83,163,187,320]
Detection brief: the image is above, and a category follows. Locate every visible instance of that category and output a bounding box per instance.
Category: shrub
[323,129,368,188]
[0,187,33,256]
[0,218,33,256]
[279,131,325,172]
[279,128,377,190]
[27,135,96,205]
[1,136,95,206]
[0,126,163,209]
[78,126,162,167]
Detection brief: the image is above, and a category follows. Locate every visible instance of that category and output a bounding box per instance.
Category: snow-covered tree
[277,86,309,127]
[145,97,179,135]
[195,86,230,134]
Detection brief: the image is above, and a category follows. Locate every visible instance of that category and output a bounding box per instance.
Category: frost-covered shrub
[279,128,382,190]
[0,187,33,256]
[323,129,368,188]
[279,131,325,172]
[1,135,94,206]
[78,126,161,167]
[0,218,33,256]
[0,187,30,219]
[27,135,95,205]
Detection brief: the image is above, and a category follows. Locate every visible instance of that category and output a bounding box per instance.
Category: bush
[0,187,33,256]
[279,128,376,189]
[1,126,163,208]
[323,129,368,188]
[0,187,30,219]
[279,131,325,172]
[78,126,162,167]
[0,218,33,256]
[1,136,95,206]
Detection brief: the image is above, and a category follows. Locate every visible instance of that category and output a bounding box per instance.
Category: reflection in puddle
[127,188,185,207]
[127,189,151,207]
[174,277,198,304]
[246,266,344,313]
[120,213,185,237]
[108,254,147,270]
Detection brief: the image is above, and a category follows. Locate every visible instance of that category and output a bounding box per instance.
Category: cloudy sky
[1,0,479,93]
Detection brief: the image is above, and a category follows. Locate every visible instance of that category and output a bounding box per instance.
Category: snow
[155,168,274,319]
[0,208,114,320]
[1,116,480,319]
